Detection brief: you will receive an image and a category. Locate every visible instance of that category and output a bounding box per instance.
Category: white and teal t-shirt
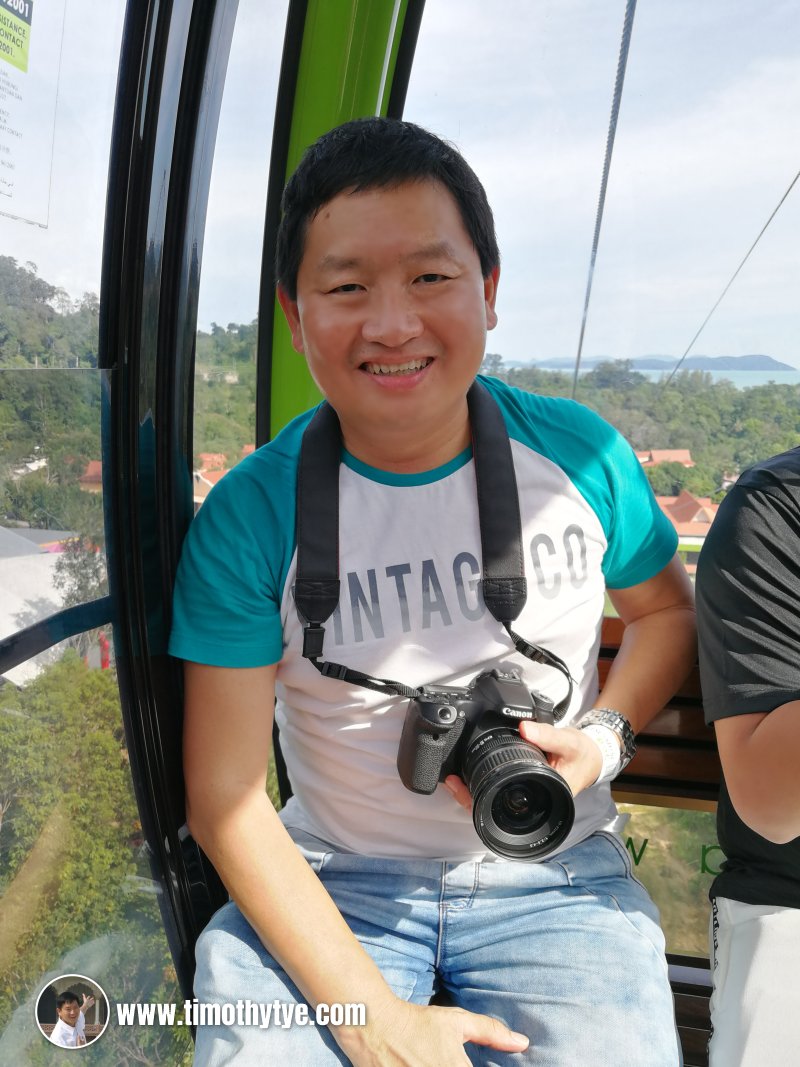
[170,376,676,860]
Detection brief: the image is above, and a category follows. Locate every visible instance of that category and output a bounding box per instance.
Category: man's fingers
[519,720,572,754]
[443,774,472,810]
[457,1008,529,1052]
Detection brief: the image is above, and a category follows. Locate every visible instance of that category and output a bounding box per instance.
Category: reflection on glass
[0,641,192,1065]
[192,1,289,509]
[0,365,107,682]
[618,802,719,958]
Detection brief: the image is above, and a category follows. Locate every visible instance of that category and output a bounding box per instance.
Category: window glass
[0,5,189,1059]
[405,0,800,580]
[0,367,105,675]
[404,1,793,962]
[0,638,192,1064]
[192,0,289,510]
[1,2,124,658]
[618,802,719,958]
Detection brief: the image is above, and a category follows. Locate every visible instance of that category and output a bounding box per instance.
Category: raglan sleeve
[168,464,290,668]
[594,416,678,589]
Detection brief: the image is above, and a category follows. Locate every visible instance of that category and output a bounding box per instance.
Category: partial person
[170,117,696,1066]
[696,447,800,1067]
[49,990,94,1048]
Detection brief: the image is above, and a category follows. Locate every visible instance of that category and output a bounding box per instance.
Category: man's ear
[276,286,304,354]
[484,266,500,331]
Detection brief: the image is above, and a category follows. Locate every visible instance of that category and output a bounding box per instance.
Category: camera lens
[492,781,552,835]
[463,730,574,861]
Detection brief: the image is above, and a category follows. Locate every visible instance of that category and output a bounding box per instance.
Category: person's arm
[184,661,529,1066]
[445,555,696,802]
[696,470,800,845]
[713,704,800,844]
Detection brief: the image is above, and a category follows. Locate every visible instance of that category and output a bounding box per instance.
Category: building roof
[0,525,44,559]
[637,449,695,468]
[656,489,719,537]
[198,452,227,471]
[79,460,103,485]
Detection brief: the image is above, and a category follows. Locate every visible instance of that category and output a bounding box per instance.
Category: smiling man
[170,118,696,1066]
[49,991,93,1048]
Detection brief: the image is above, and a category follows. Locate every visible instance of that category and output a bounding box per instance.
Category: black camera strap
[293,380,573,717]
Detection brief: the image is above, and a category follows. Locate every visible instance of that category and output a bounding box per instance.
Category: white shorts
[708,894,800,1067]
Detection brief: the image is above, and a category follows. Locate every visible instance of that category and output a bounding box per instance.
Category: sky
[1,0,798,369]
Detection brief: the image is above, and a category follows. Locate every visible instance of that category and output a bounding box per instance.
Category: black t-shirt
[696,447,800,907]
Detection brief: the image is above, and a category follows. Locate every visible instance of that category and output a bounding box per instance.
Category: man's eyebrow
[317,254,361,274]
[316,242,461,274]
[403,241,461,264]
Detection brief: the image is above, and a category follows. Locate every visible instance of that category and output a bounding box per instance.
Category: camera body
[397,668,575,860]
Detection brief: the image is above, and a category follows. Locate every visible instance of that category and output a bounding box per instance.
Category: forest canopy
[2,258,800,515]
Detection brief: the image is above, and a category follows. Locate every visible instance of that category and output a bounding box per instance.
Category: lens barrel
[463,730,575,860]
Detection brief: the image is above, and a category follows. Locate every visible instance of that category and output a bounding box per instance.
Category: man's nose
[361,290,423,347]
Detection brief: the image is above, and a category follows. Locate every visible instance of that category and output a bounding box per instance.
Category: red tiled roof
[80,460,103,484]
[656,490,719,536]
[638,449,695,468]
[198,452,227,470]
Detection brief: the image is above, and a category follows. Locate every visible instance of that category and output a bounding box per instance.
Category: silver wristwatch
[579,708,637,773]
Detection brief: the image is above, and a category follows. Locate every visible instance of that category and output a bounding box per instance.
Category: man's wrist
[581,723,623,784]
[579,708,636,783]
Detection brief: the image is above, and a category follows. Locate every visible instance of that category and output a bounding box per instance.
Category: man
[696,447,800,1066]
[49,990,94,1048]
[170,117,695,1065]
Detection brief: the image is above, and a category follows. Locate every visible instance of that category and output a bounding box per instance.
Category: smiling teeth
[365,359,430,375]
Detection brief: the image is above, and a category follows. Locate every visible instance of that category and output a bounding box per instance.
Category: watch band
[581,723,623,785]
[579,708,636,774]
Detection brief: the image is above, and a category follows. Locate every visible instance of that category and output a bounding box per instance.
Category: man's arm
[515,555,696,797]
[712,704,800,845]
[696,470,800,846]
[599,553,696,730]
[184,661,529,1066]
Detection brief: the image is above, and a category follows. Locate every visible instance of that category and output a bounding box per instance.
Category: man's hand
[81,994,95,1013]
[444,721,601,811]
[337,997,529,1066]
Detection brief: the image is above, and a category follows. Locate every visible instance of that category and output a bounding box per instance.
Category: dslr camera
[397,667,575,860]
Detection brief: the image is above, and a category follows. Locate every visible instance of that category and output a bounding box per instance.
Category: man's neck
[340,403,471,474]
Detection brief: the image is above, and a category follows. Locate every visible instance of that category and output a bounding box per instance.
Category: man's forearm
[598,604,697,734]
[188,792,396,1053]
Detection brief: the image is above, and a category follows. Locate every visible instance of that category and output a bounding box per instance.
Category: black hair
[56,991,80,1009]
[275,117,499,299]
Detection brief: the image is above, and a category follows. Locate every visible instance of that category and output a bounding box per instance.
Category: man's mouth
[362,357,432,376]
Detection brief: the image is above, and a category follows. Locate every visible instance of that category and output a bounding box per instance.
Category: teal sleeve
[168,437,301,668]
[593,416,678,588]
[480,376,678,588]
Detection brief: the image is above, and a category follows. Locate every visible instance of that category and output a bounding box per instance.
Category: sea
[544,367,800,389]
[639,369,800,389]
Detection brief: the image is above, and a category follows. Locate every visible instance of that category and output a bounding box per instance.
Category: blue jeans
[193,830,681,1066]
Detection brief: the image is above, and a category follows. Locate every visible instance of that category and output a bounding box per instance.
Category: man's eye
[330,283,363,294]
[416,273,447,284]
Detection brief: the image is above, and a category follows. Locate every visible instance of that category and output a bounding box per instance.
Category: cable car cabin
[0,1,795,1064]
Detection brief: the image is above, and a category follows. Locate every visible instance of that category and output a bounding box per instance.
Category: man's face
[278,179,499,468]
[57,999,80,1027]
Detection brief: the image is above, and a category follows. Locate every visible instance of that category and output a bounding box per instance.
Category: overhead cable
[664,166,800,386]
[571,0,638,399]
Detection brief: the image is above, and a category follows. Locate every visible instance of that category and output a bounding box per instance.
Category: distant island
[521,354,796,372]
